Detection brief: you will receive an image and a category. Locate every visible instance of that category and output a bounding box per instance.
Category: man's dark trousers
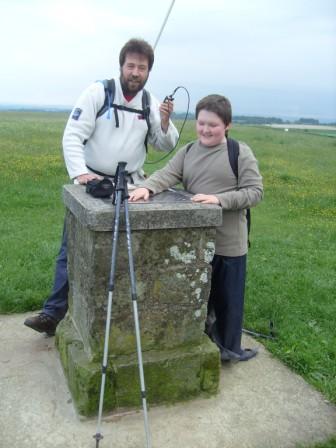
[208,254,247,355]
[42,225,69,322]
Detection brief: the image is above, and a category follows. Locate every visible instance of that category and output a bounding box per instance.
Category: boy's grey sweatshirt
[141,139,263,257]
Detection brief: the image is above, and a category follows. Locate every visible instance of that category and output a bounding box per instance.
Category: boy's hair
[119,38,155,71]
[195,94,232,126]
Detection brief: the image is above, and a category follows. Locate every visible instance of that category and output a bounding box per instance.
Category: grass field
[0,112,335,447]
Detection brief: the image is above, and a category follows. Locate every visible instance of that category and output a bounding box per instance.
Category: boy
[129,94,263,362]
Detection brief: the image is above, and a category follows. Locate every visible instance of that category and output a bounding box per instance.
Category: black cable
[145,86,190,165]
[243,320,276,340]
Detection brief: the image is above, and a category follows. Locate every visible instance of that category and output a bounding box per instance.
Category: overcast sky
[1,0,335,121]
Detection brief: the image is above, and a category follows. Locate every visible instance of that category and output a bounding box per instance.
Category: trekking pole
[153,0,176,50]
[93,163,125,448]
[123,180,151,448]
[93,162,151,448]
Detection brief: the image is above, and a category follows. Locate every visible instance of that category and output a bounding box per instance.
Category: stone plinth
[56,185,222,416]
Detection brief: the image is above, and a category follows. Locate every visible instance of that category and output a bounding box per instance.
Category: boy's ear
[225,123,232,131]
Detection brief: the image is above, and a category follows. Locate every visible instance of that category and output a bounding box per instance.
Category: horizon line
[0,103,335,124]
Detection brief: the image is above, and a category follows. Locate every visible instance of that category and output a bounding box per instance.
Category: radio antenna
[153,0,176,50]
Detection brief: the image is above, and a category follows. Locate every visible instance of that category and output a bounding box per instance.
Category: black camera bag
[86,177,114,198]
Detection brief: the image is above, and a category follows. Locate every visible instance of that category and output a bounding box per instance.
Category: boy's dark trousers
[208,254,247,355]
[42,224,69,322]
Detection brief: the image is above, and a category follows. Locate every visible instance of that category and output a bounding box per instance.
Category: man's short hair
[195,94,232,126]
[119,38,155,71]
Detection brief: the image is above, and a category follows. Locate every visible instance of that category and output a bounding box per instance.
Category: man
[24,38,178,336]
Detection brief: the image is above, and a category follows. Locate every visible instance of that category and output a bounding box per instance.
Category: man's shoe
[24,313,58,336]
[208,323,241,362]
[220,347,241,362]
[238,348,258,362]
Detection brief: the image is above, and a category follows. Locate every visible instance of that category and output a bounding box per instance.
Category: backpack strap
[142,89,151,153]
[227,137,251,246]
[96,79,151,152]
[96,79,115,120]
[185,141,195,153]
[227,137,239,178]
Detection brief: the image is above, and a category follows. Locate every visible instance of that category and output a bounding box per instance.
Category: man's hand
[159,99,174,133]
[191,194,220,205]
[76,173,102,184]
[129,187,151,202]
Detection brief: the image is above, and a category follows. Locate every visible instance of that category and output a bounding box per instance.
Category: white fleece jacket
[62,78,179,180]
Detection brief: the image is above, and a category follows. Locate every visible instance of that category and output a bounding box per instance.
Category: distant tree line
[234,116,322,125]
[172,112,330,125]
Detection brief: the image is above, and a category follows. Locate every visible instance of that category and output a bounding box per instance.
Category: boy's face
[196,110,229,147]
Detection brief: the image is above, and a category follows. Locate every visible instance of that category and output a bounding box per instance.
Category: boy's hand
[191,194,220,205]
[129,187,151,202]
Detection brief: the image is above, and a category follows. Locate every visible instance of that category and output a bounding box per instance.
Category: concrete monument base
[57,314,219,416]
[56,185,222,416]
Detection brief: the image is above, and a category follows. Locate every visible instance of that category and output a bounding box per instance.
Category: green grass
[0,112,69,312]
[298,437,336,448]
[234,125,336,406]
[1,113,336,432]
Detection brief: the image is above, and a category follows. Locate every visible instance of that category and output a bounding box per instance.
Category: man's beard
[120,74,148,95]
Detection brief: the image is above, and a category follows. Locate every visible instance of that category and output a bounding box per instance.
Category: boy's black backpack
[186,138,251,246]
[96,78,151,152]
